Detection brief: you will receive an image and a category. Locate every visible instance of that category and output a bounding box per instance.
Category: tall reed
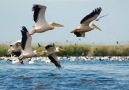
[1,43,129,56]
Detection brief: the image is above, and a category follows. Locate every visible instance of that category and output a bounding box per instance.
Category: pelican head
[90,23,101,31]
[49,22,64,27]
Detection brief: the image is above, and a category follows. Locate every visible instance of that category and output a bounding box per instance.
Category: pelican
[18,26,37,64]
[7,40,21,57]
[44,43,62,68]
[30,4,64,35]
[70,7,102,37]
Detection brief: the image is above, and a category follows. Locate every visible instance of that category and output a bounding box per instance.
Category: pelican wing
[48,54,61,68]
[21,26,33,53]
[32,4,47,27]
[45,44,62,68]
[80,7,102,25]
[74,32,85,37]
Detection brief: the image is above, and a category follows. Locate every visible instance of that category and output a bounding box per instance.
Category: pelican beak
[93,24,101,31]
[59,48,65,51]
[52,22,64,27]
[7,49,13,55]
[42,50,47,55]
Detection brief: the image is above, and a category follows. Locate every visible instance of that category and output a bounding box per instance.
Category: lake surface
[0,59,129,90]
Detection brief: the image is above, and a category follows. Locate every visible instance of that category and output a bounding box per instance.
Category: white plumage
[18,26,37,64]
[30,4,64,35]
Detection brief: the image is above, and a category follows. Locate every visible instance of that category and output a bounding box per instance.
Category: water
[0,59,129,90]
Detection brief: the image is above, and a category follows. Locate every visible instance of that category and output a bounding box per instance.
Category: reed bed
[0,44,10,56]
[1,43,129,56]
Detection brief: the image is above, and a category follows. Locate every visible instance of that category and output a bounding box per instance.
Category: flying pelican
[7,40,21,57]
[30,4,64,35]
[44,43,63,68]
[95,14,108,21]
[70,7,102,37]
[18,26,37,64]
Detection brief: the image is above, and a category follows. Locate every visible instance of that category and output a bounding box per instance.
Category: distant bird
[92,42,95,45]
[78,39,81,41]
[75,43,77,45]
[18,26,37,63]
[116,41,122,47]
[66,40,69,42]
[95,14,108,21]
[38,43,41,47]
[30,4,64,35]
[8,40,21,57]
[70,7,102,37]
[44,43,62,68]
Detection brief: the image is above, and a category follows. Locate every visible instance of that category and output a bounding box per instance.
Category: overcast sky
[0,0,129,44]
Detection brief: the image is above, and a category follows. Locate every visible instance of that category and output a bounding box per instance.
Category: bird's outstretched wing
[21,26,33,53]
[32,4,47,27]
[45,44,62,68]
[80,7,102,25]
[74,32,85,37]
[48,54,62,68]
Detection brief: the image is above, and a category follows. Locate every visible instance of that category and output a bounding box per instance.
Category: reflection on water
[0,59,129,90]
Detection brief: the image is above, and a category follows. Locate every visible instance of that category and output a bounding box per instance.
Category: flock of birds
[7,4,109,68]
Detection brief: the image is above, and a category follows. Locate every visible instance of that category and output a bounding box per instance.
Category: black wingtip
[48,55,62,69]
[80,7,102,24]
[94,7,102,15]
[21,26,28,32]
[32,4,39,11]
[74,32,82,37]
[20,61,24,64]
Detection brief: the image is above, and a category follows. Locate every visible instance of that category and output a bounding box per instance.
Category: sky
[0,0,129,45]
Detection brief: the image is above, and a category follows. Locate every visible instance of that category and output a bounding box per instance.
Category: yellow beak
[59,48,65,51]
[52,22,64,27]
[93,24,101,31]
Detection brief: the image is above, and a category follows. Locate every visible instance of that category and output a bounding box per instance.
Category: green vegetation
[0,44,10,56]
[1,43,129,56]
